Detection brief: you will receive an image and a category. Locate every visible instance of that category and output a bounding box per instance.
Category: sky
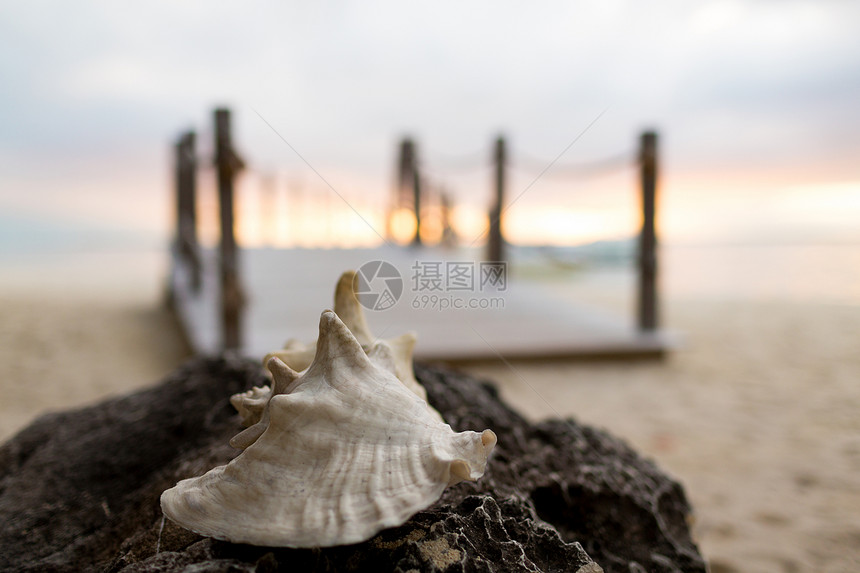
[1,0,859,247]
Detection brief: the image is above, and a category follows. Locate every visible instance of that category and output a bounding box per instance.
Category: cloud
[1,0,859,242]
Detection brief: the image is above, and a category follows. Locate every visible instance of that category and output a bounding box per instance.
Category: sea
[1,213,858,307]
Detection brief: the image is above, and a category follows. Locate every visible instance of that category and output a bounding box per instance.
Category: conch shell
[160,310,497,548]
[267,270,423,396]
[231,270,428,430]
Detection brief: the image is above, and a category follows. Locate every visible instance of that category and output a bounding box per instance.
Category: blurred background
[1,2,859,572]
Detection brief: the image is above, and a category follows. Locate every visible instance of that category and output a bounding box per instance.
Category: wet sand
[0,289,857,572]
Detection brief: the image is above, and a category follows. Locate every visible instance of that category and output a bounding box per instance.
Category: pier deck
[170,246,675,363]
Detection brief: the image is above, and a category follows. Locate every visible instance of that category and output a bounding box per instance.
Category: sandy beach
[464,299,860,573]
[1,274,858,572]
[0,293,190,441]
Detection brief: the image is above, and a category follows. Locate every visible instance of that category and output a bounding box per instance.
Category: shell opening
[449,459,473,485]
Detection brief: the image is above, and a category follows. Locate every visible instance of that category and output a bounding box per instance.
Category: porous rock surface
[0,356,706,572]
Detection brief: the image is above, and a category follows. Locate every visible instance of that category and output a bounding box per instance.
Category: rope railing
[510,149,634,179]
[421,147,634,179]
[189,142,638,259]
[421,147,491,174]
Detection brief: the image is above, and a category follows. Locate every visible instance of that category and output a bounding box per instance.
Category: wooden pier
[168,108,674,363]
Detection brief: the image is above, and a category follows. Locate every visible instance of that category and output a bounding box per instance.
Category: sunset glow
[388,208,417,245]
[183,172,860,250]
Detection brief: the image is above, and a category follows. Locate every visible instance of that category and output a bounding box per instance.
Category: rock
[0,356,706,572]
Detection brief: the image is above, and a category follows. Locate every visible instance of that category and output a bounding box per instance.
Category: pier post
[392,138,422,245]
[411,161,422,246]
[637,131,659,331]
[214,108,246,350]
[175,131,200,291]
[440,192,457,247]
[400,139,422,246]
[487,135,506,262]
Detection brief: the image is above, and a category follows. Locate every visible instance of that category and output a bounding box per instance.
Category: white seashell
[265,271,425,397]
[228,358,300,450]
[231,270,432,431]
[161,310,497,548]
[228,385,270,428]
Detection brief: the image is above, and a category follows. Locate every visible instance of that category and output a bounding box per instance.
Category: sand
[0,294,191,441]
[462,299,860,573]
[0,289,858,572]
